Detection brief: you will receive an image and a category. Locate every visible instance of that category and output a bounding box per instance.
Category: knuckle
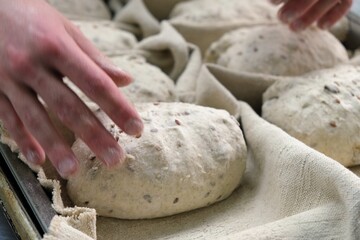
[5,46,34,76]
[36,33,62,57]
[55,98,80,125]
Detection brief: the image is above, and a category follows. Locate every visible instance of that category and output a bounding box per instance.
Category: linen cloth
[1,1,359,239]
[42,63,360,239]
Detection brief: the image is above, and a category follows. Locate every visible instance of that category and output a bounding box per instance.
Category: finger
[278,0,318,23]
[27,69,125,167]
[289,0,339,31]
[0,93,45,165]
[317,0,353,29]
[4,83,78,178]
[50,35,143,137]
[64,21,132,87]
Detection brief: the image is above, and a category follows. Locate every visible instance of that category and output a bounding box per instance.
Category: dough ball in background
[168,0,279,53]
[68,102,247,219]
[111,55,177,103]
[64,54,177,110]
[72,20,137,56]
[262,65,360,167]
[170,0,278,27]
[46,0,111,20]
[205,25,349,77]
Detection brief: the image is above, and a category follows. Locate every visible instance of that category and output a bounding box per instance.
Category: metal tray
[0,4,359,239]
[0,143,56,239]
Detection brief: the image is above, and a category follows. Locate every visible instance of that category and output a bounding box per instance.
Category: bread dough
[112,55,177,103]
[262,65,360,167]
[205,25,349,76]
[72,20,137,56]
[65,55,177,110]
[68,102,247,219]
[46,0,111,20]
[169,0,279,53]
[170,0,278,27]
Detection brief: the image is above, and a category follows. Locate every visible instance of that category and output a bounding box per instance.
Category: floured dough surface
[262,65,360,166]
[205,25,349,76]
[65,55,176,109]
[111,55,177,103]
[169,0,280,54]
[72,20,137,56]
[68,102,247,219]
[46,0,111,20]
[169,0,278,27]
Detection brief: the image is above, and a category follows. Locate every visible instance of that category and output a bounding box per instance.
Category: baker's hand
[0,0,143,178]
[270,0,353,31]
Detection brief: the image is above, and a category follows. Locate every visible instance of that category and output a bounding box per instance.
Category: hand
[270,0,353,31]
[0,0,143,178]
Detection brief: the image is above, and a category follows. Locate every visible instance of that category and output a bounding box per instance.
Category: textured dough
[65,55,176,110]
[168,0,279,53]
[262,65,360,167]
[72,20,137,56]
[112,55,177,103]
[68,102,247,219]
[46,0,111,20]
[205,25,349,76]
[169,0,278,27]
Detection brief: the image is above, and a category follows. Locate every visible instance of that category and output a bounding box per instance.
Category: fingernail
[25,150,41,164]
[280,10,296,23]
[291,20,304,32]
[124,118,144,136]
[102,147,124,167]
[57,158,77,177]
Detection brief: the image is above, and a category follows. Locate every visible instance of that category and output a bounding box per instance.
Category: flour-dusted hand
[0,0,143,178]
[270,0,353,31]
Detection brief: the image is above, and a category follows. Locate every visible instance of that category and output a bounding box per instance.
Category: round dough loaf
[72,20,137,56]
[112,55,177,103]
[169,0,279,53]
[262,65,360,167]
[170,0,278,27]
[68,102,247,219]
[46,0,111,20]
[65,55,176,110]
[205,25,349,76]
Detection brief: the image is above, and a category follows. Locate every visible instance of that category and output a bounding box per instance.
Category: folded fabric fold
[195,64,281,114]
[114,0,160,39]
[136,21,189,80]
